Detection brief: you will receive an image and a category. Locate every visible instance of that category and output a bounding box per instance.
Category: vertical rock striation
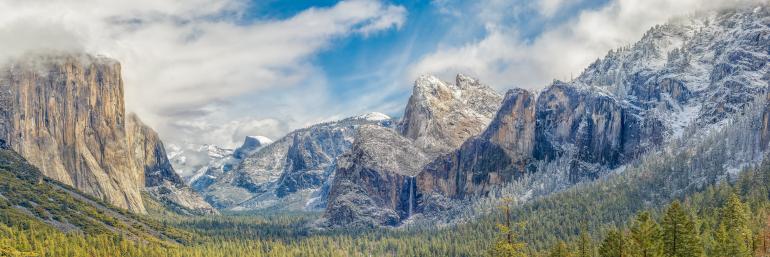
[0,54,146,213]
[0,53,213,214]
[126,113,182,187]
[418,88,536,199]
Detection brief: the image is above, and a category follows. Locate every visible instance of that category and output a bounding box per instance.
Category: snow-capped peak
[355,112,391,121]
[246,135,273,146]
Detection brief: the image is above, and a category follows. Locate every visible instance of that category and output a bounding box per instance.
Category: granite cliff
[0,53,214,214]
[320,74,503,227]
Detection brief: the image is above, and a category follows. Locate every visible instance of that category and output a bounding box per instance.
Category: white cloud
[537,0,576,17]
[0,0,406,146]
[413,0,769,91]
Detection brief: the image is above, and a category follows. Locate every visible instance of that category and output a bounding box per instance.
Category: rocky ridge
[415,6,770,219]
[199,113,393,211]
[320,74,503,227]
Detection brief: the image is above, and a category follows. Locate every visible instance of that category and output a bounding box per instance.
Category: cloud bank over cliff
[0,0,406,147]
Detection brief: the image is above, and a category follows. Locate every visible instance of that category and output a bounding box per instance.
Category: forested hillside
[2,127,770,256]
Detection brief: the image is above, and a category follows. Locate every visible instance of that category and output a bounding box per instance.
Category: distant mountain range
[179,5,770,228]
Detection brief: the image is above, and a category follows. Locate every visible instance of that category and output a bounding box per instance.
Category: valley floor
[2,158,770,257]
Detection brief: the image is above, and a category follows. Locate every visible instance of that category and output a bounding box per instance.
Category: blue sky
[2,0,751,147]
[225,0,616,135]
[253,0,611,106]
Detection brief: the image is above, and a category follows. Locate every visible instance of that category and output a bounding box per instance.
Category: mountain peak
[354,112,391,121]
[455,73,482,89]
[245,135,274,146]
[400,73,504,155]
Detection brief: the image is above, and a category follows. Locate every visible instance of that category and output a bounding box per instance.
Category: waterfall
[407,176,414,218]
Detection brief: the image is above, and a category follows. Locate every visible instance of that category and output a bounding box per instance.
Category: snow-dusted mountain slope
[167,134,273,192]
[199,113,394,211]
[322,5,770,227]
[320,74,504,227]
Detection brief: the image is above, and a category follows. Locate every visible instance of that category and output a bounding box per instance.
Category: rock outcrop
[233,136,272,159]
[532,83,664,178]
[127,114,217,215]
[274,125,355,198]
[0,54,147,212]
[145,181,219,215]
[322,126,428,227]
[417,6,770,210]
[418,88,536,199]
[0,53,213,214]
[126,114,183,187]
[321,74,503,227]
[399,74,503,156]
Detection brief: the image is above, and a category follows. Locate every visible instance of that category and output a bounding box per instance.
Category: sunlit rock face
[399,74,504,157]
[322,126,428,227]
[0,53,214,214]
[418,88,536,200]
[0,54,147,212]
[321,74,503,227]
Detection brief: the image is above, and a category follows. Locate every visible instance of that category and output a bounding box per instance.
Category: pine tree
[489,199,528,257]
[600,229,627,257]
[661,201,701,257]
[489,223,528,257]
[629,211,663,257]
[712,223,729,257]
[549,241,572,257]
[716,193,752,257]
[575,227,594,257]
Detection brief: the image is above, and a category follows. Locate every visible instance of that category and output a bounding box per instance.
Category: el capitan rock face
[0,53,213,214]
[0,54,147,213]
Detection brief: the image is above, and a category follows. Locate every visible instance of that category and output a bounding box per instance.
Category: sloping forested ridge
[493,161,770,257]
[0,146,196,256]
[0,150,768,256]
